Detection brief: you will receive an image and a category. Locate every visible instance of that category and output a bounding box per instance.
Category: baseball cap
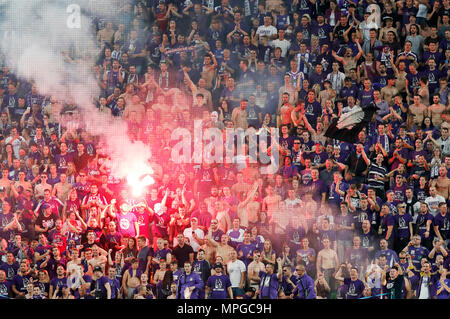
[93,266,103,273]
[42,203,51,209]
[214,263,224,269]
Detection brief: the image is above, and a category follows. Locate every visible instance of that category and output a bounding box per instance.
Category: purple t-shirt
[358,88,374,106]
[50,276,67,297]
[394,213,413,239]
[416,212,434,239]
[12,274,32,293]
[259,271,279,299]
[433,213,450,240]
[207,274,231,299]
[308,151,328,167]
[344,278,365,299]
[237,243,256,267]
[391,184,407,202]
[0,262,19,281]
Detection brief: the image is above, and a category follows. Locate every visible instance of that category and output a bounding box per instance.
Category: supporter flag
[324,103,379,143]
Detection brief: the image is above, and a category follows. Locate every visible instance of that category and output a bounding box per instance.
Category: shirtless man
[199,219,222,264]
[431,166,450,199]
[208,233,235,265]
[380,75,399,106]
[236,182,258,229]
[231,172,251,201]
[213,201,231,233]
[247,187,261,227]
[316,238,339,290]
[428,94,448,128]
[88,245,108,273]
[247,250,266,290]
[52,173,72,204]
[0,169,12,197]
[262,184,282,219]
[34,172,52,200]
[408,94,427,127]
[10,171,32,198]
[279,92,294,127]
[152,258,167,286]
[151,94,169,114]
[119,84,135,106]
[122,258,141,299]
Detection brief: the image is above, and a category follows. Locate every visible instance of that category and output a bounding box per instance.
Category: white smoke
[0,0,153,187]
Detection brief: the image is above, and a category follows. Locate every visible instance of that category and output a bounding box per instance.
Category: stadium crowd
[0,0,449,299]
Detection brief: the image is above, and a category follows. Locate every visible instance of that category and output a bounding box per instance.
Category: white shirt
[227,259,246,287]
[183,227,204,252]
[425,195,446,217]
[256,25,278,44]
[418,275,430,299]
[271,39,291,57]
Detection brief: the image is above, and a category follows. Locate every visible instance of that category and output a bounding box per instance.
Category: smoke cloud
[0,0,153,185]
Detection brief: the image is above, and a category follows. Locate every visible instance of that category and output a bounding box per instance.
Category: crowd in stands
[0,0,449,299]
